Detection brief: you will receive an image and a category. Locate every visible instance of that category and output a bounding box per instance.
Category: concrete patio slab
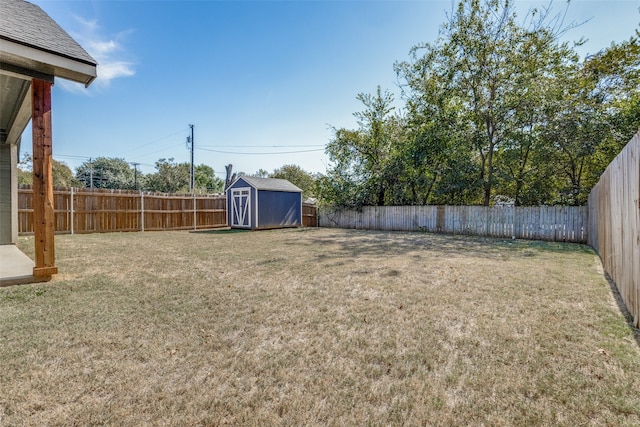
[0,245,47,287]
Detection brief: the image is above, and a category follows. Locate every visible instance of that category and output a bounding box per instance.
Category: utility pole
[187,124,194,192]
[131,162,140,190]
[88,158,94,189]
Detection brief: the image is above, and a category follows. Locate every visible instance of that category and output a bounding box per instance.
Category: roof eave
[0,38,97,87]
[240,176,302,192]
[227,176,255,191]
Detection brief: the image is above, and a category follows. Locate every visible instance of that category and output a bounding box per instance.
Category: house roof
[0,0,98,146]
[234,176,302,193]
[0,0,97,86]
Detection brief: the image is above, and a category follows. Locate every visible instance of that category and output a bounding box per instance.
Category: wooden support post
[32,79,58,278]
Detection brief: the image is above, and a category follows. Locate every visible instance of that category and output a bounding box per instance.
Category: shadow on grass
[604,271,640,349]
[297,227,639,348]
[190,228,250,235]
[290,227,593,262]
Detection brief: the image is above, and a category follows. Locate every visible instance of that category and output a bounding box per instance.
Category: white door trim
[231,187,251,228]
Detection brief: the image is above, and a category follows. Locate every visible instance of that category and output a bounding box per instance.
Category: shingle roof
[0,0,96,66]
[238,176,302,193]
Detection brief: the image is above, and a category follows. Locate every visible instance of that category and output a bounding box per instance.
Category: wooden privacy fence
[588,131,639,328]
[18,186,318,234]
[18,187,227,234]
[319,205,588,243]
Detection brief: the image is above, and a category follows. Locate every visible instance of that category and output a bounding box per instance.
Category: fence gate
[231,188,251,228]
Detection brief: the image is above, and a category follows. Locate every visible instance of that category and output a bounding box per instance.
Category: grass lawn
[1,228,639,426]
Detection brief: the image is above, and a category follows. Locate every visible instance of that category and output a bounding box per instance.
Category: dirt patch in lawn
[2,228,639,426]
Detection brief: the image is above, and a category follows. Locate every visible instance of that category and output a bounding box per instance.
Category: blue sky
[21,0,640,178]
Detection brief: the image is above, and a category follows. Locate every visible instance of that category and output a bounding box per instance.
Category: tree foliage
[321,86,398,207]
[194,164,225,193]
[320,0,639,208]
[18,154,82,187]
[145,158,223,193]
[75,157,137,190]
[144,158,189,193]
[67,156,224,193]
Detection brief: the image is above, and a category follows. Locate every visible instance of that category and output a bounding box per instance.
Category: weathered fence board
[319,205,588,243]
[302,203,318,227]
[18,186,317,234]
[588,131,639,328]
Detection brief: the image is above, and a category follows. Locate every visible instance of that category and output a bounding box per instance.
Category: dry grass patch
[1,228,639,426]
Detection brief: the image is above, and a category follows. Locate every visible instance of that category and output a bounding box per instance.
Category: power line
[116,128,188,156]
[196,147,325,155]
[54,154,154,168]
[197,144,325,148]
[57,144,176,162]
[138,145,178,158]
[54,154,92,160]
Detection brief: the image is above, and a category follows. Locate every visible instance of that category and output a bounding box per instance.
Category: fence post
[194,193,197,231]
[140,191,145,232]
[512,205,516,240]
[70,187,74,235]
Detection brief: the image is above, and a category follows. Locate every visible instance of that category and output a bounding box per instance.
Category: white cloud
[74,16,99,33]
[87,40,118,56]
[65,15,136,91]
[98,62,136,81]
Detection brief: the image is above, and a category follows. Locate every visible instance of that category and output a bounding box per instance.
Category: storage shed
[226,176,302,230]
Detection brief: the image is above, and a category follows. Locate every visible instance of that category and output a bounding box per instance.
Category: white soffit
[0,38,96,87]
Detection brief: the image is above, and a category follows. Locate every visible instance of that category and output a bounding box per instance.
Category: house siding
[0,144,17,244]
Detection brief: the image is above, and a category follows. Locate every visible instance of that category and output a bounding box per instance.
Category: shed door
[231,188,251,228]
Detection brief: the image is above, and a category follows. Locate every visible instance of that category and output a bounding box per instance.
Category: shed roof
[235,176,302,193]
[0,0,97,86]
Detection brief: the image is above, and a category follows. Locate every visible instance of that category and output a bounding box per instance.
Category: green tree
[253,169,269,178]
[75,157,137,189]
[395,0,581,205]
[395,54,480,205]
[323,86,398,207]
[542,34,639,205]
[53,159,83,188]
[494,26,580,205]
[145,158,190,193]
[145,158,223,193]
[195,164,224,193]
[18,154,82,187]
[17,153,32,186]
[319,0,637,207]
[584,33,640,150]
